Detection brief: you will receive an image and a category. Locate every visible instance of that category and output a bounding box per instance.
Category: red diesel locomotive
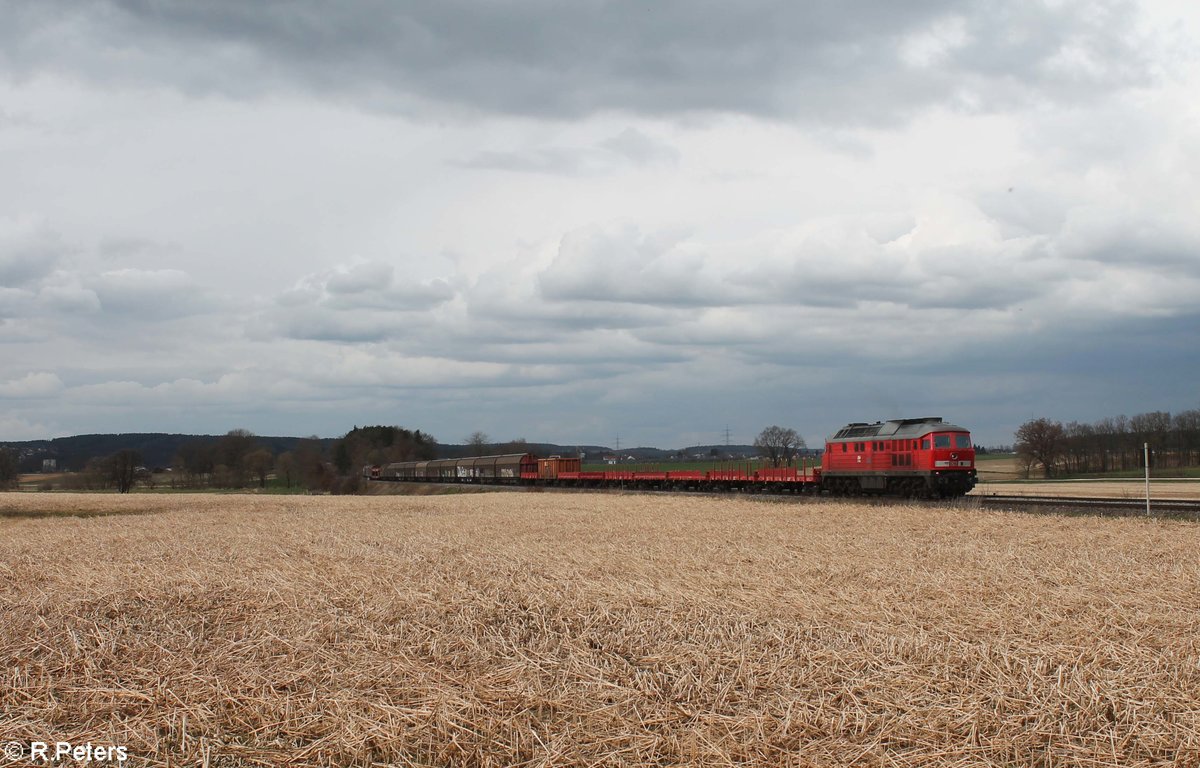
[821,417,977,498]
[366,417,977,498]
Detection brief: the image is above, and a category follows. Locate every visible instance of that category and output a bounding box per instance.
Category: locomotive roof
[827,417,969,442]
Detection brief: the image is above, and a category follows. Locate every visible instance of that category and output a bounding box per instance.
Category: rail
[369,479,1200,520]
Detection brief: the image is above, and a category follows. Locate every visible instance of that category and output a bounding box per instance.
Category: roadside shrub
[330,475,363,495]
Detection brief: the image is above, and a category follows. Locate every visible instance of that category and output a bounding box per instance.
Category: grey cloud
[947,3,1150,95]
[0,371,64,399]
[759,239,1058,312]
[0,107,36,129]
[38,283,102,314]
[936,311,1200,379]
[537,227,732,307]
[90,268,217,319]
[533,219,1057,313]
[276,285,322,307]
[463,249,689,336]
[0,287,35,319]
[464,285,685,358]
[600,128,680,166]
[389,279,456,309]
[0,2,1190,451]
[266,262,457,342]
[325,262,393,294]
[282,263,455,308]
[263,257,697,367]
[97,235,173,261]
[0,223,65,287]
[458,129,678,176]
[1054,207,1200,270]
[517,187,1200,354]
[457,147,604,176]
[271,309,406,344]
[3,1,1151,124]
[0,413,50,440]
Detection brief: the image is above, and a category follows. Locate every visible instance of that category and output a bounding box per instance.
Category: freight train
[364,417,977,498]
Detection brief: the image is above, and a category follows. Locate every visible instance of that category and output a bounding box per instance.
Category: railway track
[372,482,1200,519]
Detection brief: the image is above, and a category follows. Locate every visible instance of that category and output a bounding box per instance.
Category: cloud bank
[1,0,1197,447]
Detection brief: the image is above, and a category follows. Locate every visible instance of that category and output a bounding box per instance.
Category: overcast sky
[2,0,1198,449]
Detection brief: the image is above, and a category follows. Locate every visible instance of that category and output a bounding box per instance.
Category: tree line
[30,425,437,494]
[1016,409,1200,477]
[171,425,437,493]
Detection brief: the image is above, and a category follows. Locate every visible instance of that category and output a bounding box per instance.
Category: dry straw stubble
[1,491,1198,766]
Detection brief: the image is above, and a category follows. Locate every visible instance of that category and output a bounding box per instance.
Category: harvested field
[2,492,1198,767]
[973,455,1024,481]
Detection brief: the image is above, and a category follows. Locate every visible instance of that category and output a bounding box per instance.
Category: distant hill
[1,434,789,473]
[1,433,337,473]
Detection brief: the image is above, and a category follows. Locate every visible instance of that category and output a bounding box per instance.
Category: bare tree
[467,431,490,454]
[1176,410,1200,467]
[175,439,215,487]
[1015,418,1065,478]
[216,428,257,487]
[245,448,274,488]
[754,426,805,468]
[333,440,353,475]
[0,447,18,489]
[294,437,331,493]
[275,451,297,489]
[106,449,142,493]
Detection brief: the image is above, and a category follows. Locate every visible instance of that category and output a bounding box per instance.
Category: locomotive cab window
[955,434,971,449]
[933,435,951,449]
[921,439,930,450]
